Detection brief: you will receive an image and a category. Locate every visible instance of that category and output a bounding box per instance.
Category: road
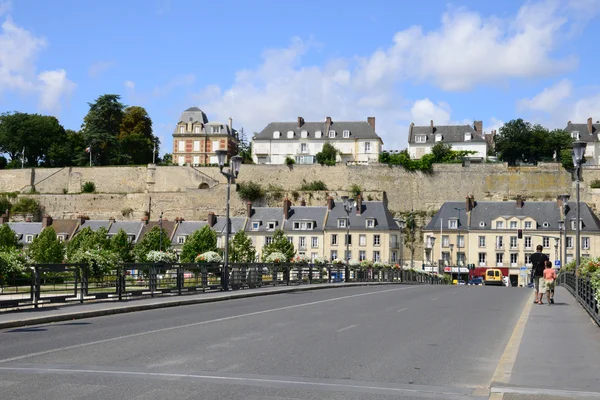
[0,284,531,399]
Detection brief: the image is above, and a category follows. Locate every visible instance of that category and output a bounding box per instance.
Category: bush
[82,181,96,193]
[237,181,265,202]
[0,196,12,215]
[300,180,327,191]
[285,156,295,166]
[11,197,42,216]
[349,184,361,198]
[591,180,600,189]
[316,143,338,166]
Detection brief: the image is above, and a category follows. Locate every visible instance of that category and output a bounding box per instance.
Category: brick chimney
[208,212,216,227]
[356,194,363,215]
[141,216,148,224]
[474,120,483,133]
[466,196,472,212]
[430,120,434,134]
[297,116,305,128]
[283,198,291,220]
[367,117,376,131]
[588,117,593,134]
[41,215,52,228]
[228,117,233,132]
[246,201,253,218]
[327,196,334,210]
[516,195,524,208]
[409,122,414,140]
[300,198,306,207]
[325,116,332,134]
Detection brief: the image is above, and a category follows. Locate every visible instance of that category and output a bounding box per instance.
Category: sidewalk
[491,286,600,399]
[0,282,397,330]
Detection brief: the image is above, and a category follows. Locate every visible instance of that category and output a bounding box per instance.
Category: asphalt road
[0,284,531,400]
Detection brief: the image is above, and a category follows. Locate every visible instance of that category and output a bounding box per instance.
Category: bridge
[0,274,598,399]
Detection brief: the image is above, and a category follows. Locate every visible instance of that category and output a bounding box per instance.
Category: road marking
[0,286,413,364]
[431,298,438,301]
[452,292,458,295]
[491,385,600,398]
[396,307,408,313]
[490,292,534,386]
[336,324,358,333]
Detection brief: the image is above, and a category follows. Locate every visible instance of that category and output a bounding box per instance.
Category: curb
[0,282,404,330]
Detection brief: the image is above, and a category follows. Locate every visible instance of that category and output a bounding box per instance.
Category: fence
[0,263,446,310]
[559,272,600,326]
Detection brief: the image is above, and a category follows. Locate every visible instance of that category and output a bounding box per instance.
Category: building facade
[252,116,383,165]
[408,120,487,160]
[565,117,600,165]
[172,107,239,166]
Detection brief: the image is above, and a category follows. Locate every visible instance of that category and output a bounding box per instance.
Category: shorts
[534,276,542,291]
[536,276,547,294]
[546,279,555,291]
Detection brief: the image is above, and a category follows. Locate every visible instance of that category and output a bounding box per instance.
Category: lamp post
[454,207,465,280]
[449,243,455,281]
[159,211,164,251]
[554,237,559,264]
[557,220,564,272]
[427,236,436,272]
[341,196,355,283]
[572,140,587,296]
[397,219,406,268]
[216,150,243,292]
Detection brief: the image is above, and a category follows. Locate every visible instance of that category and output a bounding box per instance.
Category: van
[485,269,503,286]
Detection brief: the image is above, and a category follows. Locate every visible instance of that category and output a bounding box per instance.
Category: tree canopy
[133,226,171,262]
[229,231,256,263]
[262,229,295,262]
[28,227,64,263]
[180,225,217,262]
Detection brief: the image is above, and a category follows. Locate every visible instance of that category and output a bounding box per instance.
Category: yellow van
[484,269,503,286]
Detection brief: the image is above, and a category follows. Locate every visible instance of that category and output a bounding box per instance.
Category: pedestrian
[543,260,557,305]
[530,245,549,304]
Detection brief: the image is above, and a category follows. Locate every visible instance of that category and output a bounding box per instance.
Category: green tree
[239,130,253,164]
[548,129,573,163]
[110,229,133,262]
[119,106,158,165]
[0,223,21,251]
[180,225,217,262]
[431,142,453,162]
[133,226,171,262]
[0,196,12,215]
[316,143,338,166]
[28,227,64,263]
[229,230,256,263]
[66,226,111,260]
[160,153,173,165]
[81,94,126,165]
[262,229,295,261]
[0,156,7,169]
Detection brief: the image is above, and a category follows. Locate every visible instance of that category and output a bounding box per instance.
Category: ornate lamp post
[341,196,355,283]
[572,141,587,296]
[397,219,406,267]
[216,150,242,291]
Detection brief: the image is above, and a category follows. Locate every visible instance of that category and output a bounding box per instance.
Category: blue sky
[1,0,599,154]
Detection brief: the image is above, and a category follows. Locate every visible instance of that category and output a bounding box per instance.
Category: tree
[0,156,6,169]
[81,94,126,165]
[28,227,64,263]
[239,129,253,164]
[0,224,21,251]
[431,142,453,162]
[133,226,171,262]
[229,231,256,263]
[495,119,532,166]
[180,225,218,262]
[111,229,133,262]
[160,153,173,165]
[316,143,338,166]
[262,229,295,262]
[119,106,158,165]
[66,226,111,260]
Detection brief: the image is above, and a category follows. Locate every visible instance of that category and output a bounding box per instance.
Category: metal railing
[559,272,600,326]
[0,263,447,310]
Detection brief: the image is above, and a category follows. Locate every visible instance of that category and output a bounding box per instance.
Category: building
[107,220,145,244]
[407,120,487,160]
[170,214,246,253]
[423,196,600,286]
[565,117,600,165]
[172,107,239,166]
[252,116,382,165]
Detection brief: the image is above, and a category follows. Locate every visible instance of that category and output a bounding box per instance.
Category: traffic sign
[555,260,561,267]
[520,266,528,271]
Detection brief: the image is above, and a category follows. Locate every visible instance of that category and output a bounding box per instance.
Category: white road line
[0,286,413,364]
[452,292,458,295]
[336,325,358,333]
[431,298,438,301]
[397,307,408,313]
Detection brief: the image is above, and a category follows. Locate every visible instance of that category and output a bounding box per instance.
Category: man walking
[530,245,549,304]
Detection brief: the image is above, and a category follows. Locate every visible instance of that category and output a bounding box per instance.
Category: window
[329,130,336,138]
[287,237,293,244]
[373,235,381,246]
[525,236,532,249]
[287,131,294,138]
[252,222,260,231]
[510,236,518,249]
[366,219,375,228]
[301,130,308,138]
[583,237,590,250]
[330,250,338,260]
[57,235,66,243]
[299,237,306,249]
[542,237,549,248]
[177,236,186,244]
[315,131,322,138]
[496,253,504,266]
[359,234,366,246]
[211,126,221,134]
[331,234,338,245]
[178,156,185,165]
[566,236,573,248]
[194,126,201,133]
[193,141,200,151]
[456,253,465,266]
[464,132,471,141]
[391,252,397,262]
[212,140,220,151]
[435,134,442,142]
[449,219,458,229]
[301,143,308,153]
[267,222,276,230]
[571,131,580,139]
[193,156,200,165]
[265,236,273,246]
[478,236,486,247]
[293,221,313,230]
[127,235,136,243]
[496,236,504,249]
[525,254,532,265]
[478,253,486,266]
[390,235,399,248]
[217,237,223,248]
[442,235,449,247]
[570,220,583,230]
[415,135,426,143]
[510,221,517,229]
[178,141,185,152]
[495,221,504,229]
[25,235,34,243]
[359,250,366,261]
[273,131,280,138]
[510,253,518,265]
[179,126,185,133]
[343,130,350,138]
[345,250,352,260]
[457,235,465,248]
[442,252,450,264]
[338,219,347,228]
[542,222,549,228]
[365,142,371,153]
[373,251,381,262]
[311,252,318,262]
[311,237,319,248]
[524,221,532,229]
[345,234,352,245]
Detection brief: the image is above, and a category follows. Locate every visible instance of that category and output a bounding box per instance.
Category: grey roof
[171,221,208,244]
[7,222,42,245]
[107,221,144,242]
[245,207,284,233]
[324,201,398,231]
[564,201,600,232]
[408,123,486,144]
[76,220,110,233]
[212,216,246,235]
[565,122,600,143]
[254,121,382,142]
[282,206,328,231]
[424,202,473,231]
[179,107,208,124]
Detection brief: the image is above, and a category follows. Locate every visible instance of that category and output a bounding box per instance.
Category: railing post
[177,265,183,295]
[33,266,40,309]
[308,264,313,284]
[201,265,207,292]
[149,265,156,296]
[117,267,123,301]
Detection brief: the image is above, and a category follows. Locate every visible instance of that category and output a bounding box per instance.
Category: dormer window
[449,219,458,229]
[252,221,260,231]
[315,131,322,138]
[57,234,66,243]
[287,131,294,138]
[329,130,336,138]
[293,221,314,230]
[177,236,186,244]
[338,218,347,228]
[570,220,583,230]
[435,133,442,142]
[366,219,375,228]
[267,221,277,230]
[301,130,308,138]
[496,221,504,229]
[194,126,201,133]
[273,131,280,139]
[127,235,136,243]
[25,235,34,243]
[415,135,426,143]
[509,221,517,229]
[464,132,471,141]
[571,131,580,139]
[524,221,532,229]
[343,130,350,138]
[179,126,185,134]
[211,126,221,134]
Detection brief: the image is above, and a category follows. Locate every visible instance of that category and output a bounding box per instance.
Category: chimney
[297,116,305,128]
[466,196,472,212]
[283,198,291,220]
[108,216,115,222]
[367,117,376,131]
[474,120,483,133]
[356,194,362,215]
[409,122,414,140]
[246,201,253,218]
[516,195,524,208]
[588,117,593,134]
[325,116,332,133]
[25,216,32,223]
[430,120,434,134]
[228,117,233,132]
[300,198,306,207]
[470,195,475,211]
[327,196,334,210]
[141,216,148,224]
[42,215,53,227]
[208,212,215,227]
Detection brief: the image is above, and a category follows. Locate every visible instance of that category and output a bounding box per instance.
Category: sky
[1,0,600,155]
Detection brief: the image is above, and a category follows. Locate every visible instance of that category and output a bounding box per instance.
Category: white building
[252,116,383,165]
[407,120,488,160]
[565,118,600,165]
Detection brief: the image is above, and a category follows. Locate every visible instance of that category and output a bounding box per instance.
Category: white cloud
[486,117,504,134]
[0,0,11,16]
[0,15,75,112]
[409,99,452,125]
[88,60,115,78]
[518,79,572,113]
[124,80,135,89]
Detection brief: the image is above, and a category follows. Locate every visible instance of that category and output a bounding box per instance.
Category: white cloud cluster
[0,14,75,113]
[196,0,584,149]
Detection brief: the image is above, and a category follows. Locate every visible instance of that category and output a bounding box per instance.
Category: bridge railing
[559,271,600,326]
[0,263,447,310]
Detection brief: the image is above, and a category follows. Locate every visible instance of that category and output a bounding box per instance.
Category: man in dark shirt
[530,245,549,304]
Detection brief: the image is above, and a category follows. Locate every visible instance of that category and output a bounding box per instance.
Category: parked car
[458,280,466,285]
[468,277,483,286]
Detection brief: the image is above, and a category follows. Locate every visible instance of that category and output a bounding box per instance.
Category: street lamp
[449,243,455,280]
[397,219,406,267]
[341,196,355,283]
[159,211,164,251]
[216,150,243,291]
[554,237,559,264]
[572,140,587,296]
[558,219,565,272]
[426,236,436,272]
